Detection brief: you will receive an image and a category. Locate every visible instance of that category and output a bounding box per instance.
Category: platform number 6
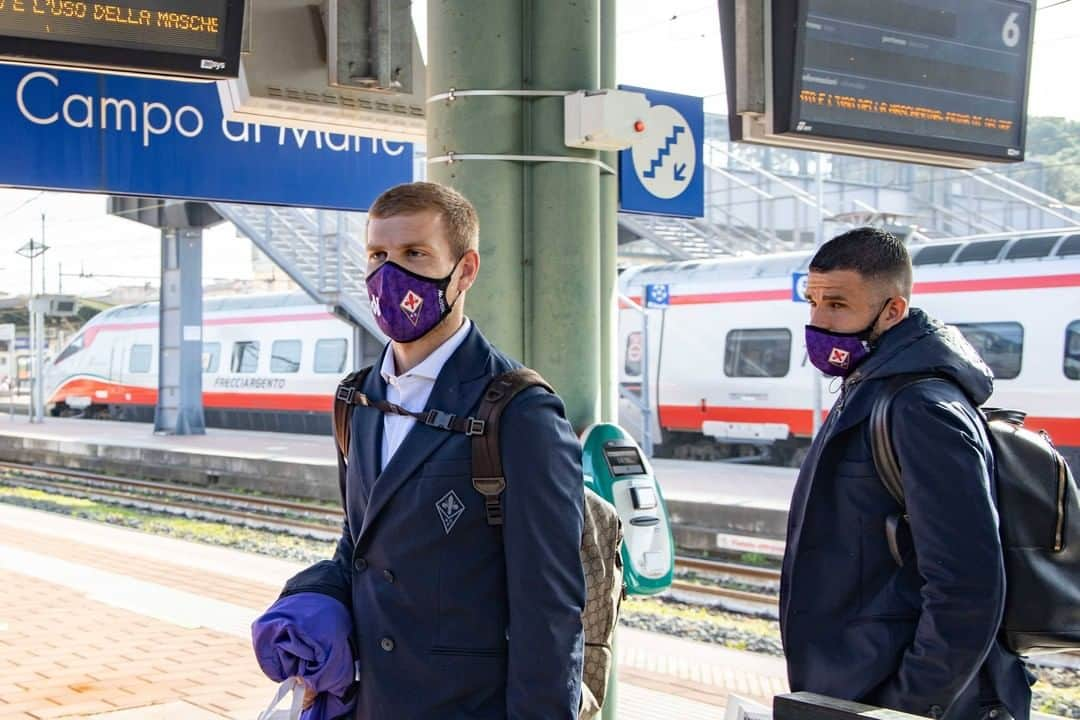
[1002,12,1021,48]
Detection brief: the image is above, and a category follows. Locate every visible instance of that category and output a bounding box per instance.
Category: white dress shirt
[379,318,472,467]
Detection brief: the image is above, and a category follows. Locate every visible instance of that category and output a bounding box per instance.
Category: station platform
[0,502,789,719]
[0,416,797,550]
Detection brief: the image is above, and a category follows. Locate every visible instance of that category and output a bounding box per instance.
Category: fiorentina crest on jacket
[400,290,424,326]
[436,491,465,534]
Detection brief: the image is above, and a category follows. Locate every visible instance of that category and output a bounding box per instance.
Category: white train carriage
[618,232,1080,467]
[45,293,356,434]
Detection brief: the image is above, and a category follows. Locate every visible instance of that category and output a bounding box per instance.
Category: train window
[129,344,152,374]
[954,240,1007,263]
[624,332,643,376]
[231,341,260,374]
[55,335,85,364]
[1005,235,1058,261]
[952,322,1023,380]
[911,244,960,266]
[271,340,302,374]
[202,342,221,374]
[314,339,348,374]
[724,329,791,378]
[1066,321,1080,381]
[1057,234,1080,257]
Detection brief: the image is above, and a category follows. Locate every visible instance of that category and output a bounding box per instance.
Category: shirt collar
[380,318,472,384]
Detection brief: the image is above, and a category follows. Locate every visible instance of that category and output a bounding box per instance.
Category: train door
[617,302,664,448]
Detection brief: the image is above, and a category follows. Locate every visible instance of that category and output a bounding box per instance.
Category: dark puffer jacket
[780,308,1033,720]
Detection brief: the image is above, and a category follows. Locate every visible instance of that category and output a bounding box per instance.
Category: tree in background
[1026,116,1080,205]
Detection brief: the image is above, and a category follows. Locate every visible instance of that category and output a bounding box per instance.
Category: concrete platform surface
[0,503,792,719]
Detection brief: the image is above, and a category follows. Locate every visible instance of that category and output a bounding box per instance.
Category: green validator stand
[582,423,675,720]
[581,423,674,595]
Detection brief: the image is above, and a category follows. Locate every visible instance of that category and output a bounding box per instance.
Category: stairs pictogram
[642,125,686,179]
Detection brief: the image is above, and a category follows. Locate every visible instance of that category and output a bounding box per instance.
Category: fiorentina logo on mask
[400,290,424,326]
[828,347,851,368]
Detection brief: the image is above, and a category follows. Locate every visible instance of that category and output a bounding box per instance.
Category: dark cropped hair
[810,227,913,298]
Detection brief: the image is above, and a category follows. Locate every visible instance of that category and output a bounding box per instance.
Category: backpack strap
[472,368,553,526]
[333,367,374,462]
[334,368,488,463]
[869,373,953,566]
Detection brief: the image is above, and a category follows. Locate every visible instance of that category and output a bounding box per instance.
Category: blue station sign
[618,85,704,219]
[0,63,412,211]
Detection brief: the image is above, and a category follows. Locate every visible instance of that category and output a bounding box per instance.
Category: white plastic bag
[257,677,307,720]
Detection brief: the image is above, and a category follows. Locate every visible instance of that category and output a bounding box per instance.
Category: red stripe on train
[624,273,1080,307]
[658,404,1080,445]
[49,378,333,413]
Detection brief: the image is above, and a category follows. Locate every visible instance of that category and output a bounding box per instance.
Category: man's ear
[883,295,910,329]
[457,249,480,294]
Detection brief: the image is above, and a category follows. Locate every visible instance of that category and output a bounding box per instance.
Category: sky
[0,0,1077,299]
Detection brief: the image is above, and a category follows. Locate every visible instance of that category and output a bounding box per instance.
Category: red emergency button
[634,120,646,133]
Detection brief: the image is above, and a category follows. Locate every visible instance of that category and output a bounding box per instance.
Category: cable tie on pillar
[427,89,577,104]
[427,153,616,175]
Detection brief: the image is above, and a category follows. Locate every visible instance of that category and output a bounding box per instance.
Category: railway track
[0,460,342,537]
[0,460,783,607]
[671,555,780,609]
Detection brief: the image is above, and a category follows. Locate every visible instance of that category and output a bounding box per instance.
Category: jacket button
[929,705,944,719]
[383,569,395,583]
[380,637,395,652]
[353,557,367,573]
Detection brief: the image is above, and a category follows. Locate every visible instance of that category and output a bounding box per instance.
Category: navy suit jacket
[283,323,586,719]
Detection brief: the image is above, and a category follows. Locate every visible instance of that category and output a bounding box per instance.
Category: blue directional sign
[645,284,670,308]
[792,272,809,303]
[0,64,412,211]
[618,85,704,218]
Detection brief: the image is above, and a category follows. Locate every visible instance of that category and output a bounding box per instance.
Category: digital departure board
[0,0,244,78]
[720,0,1035,167]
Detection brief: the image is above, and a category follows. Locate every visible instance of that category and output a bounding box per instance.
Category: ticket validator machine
[581,423,674,595]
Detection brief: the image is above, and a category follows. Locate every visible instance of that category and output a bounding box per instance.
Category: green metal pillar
[525,0,602,430]
[599,0,618,424]
[426,0,526,359]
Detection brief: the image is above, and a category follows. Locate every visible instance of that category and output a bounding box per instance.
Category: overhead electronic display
[721,0,1035,168]
[0,0,244,78]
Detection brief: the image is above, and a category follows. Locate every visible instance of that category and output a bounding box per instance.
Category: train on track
[45,293,353,434]
[45,231,1080,469]
[618,230,1080,468]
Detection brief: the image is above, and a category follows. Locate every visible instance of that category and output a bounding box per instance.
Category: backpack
[333,367,624,718]
[870,374,1080,655]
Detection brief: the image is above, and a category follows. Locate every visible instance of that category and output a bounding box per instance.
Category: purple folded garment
[252,592,356,720]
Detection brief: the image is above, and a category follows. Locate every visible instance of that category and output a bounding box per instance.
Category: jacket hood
[853,308,994,406]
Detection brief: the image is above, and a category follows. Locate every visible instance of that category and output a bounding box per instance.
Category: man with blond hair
[273,182,586,719]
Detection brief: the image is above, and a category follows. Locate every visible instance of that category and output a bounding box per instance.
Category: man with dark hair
[264,181,586,719]
[781,227,1033,719]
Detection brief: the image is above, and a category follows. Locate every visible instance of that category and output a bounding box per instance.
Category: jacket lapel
[356,325,494,544]
[358,359,386,485]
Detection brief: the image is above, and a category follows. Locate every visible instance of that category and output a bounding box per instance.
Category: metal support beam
[155,228,206,436]
[526,0,601,430]
[109,198,221,436]
[427,0,525,359]
[599,0,617,424]
[427,0,602,431]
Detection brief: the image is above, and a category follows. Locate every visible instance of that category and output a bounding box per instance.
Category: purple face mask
[366,260,460,343]
[804,301,889,377]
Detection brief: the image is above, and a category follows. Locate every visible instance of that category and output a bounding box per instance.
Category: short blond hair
[368,181,479,258]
